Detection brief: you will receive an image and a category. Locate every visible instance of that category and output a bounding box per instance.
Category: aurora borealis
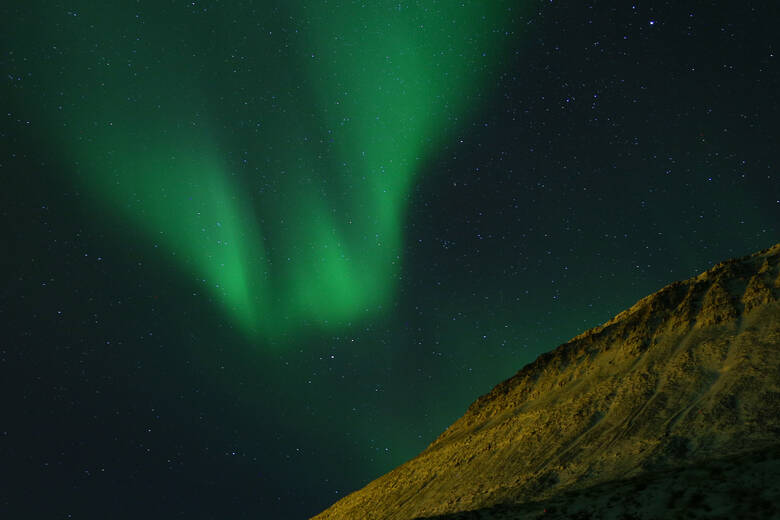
[5,1,514,339]
[2,1,778,518]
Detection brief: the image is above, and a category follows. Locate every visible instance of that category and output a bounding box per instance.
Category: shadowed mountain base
[415,442,780,519]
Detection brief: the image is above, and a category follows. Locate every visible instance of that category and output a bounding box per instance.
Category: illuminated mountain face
[312,244,780,519]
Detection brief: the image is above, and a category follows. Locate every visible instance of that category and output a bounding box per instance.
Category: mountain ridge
[312,243,780,520]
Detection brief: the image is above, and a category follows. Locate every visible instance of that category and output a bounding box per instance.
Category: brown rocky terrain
[311,243,780,520]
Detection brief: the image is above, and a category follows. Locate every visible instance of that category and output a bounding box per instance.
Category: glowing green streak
[7,1,513,340]
[81,132,268,335]
[276,0,511,331]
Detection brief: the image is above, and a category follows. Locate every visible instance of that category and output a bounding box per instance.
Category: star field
[1,1,777,518]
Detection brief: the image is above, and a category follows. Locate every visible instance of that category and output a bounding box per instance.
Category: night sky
[1,1,778,518]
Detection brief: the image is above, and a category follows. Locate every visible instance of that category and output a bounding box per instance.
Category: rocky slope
[311,243,780,520]
[415,443,780,520]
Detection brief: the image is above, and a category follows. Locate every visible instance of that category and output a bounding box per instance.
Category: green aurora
[8,1,515,339]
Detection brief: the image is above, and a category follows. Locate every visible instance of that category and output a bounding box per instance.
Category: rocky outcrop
[311,244,780,520]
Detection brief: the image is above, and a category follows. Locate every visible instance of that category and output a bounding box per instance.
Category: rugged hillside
[414,443,780,520]
[311,243,780,520]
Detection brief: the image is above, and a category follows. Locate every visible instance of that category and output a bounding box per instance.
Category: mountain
[312,243,780,520]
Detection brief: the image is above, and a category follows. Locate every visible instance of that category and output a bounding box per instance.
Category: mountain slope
[415,443,780,520]
[312,243,780,520]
